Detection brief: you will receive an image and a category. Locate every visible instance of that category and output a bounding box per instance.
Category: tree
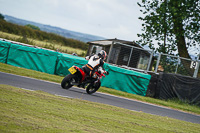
[25,24,40,30]
[0,13,4,20]
[137,0,200,76]
[137,0,200,57]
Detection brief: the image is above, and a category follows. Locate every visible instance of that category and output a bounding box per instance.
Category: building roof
[87,38,143,48]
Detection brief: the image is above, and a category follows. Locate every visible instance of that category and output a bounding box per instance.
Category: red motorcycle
[61,66,108,94]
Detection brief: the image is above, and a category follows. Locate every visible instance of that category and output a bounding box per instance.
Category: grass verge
[0,84,200,133]
[0,31,86,56]
[0,62,200,115]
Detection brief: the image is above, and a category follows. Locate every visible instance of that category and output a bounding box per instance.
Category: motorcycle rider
[83,50,108,79]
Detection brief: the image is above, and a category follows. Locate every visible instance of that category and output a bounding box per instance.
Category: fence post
[146,50,154,72]
[107,41,114,63]
[127,47,133,67]
[155,53,161,73]
[175,58,180,74]
[193,54,200,78]
[5,42,11,64]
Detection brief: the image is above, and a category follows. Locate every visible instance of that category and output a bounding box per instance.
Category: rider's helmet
[98,50,107,60]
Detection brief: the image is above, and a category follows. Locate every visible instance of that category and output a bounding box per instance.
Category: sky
[0,0,144,42]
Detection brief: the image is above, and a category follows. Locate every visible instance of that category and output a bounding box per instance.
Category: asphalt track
[0,71,200,124]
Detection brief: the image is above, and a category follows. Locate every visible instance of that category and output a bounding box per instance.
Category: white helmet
[98,50,107,60]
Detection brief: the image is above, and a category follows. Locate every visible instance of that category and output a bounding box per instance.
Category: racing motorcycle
[61,66,108,94]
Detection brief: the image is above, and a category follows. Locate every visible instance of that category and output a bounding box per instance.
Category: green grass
[0,62,200,115]
[0,84,199,133]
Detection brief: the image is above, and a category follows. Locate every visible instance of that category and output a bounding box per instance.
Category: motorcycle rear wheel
[61,74,75,89]
[86,81,101,94]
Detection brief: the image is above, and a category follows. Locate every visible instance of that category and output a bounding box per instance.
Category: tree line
[0,19,88,50]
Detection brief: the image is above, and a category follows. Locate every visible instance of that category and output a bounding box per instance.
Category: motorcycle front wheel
[86,81,101,94]
[61,74,75,89]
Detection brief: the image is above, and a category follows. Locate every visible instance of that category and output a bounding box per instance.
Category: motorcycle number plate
[68,67,77,74]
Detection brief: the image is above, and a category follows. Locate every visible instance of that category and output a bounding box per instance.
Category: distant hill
[4,15,105,42]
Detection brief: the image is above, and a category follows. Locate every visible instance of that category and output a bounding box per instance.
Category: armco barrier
[0,40,151,96]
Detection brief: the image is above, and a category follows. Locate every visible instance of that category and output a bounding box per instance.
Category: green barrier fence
[0,40,151,96]
[6,43,59,74]
[55,53,88,76]
[101,64,151,96]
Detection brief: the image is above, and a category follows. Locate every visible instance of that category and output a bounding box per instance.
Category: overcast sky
[0,0,144,42]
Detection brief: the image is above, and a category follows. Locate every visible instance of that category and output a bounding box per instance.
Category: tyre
[86,81,101,94]
[61,74,75,89]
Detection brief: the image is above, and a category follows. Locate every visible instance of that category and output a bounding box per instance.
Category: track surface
[0,72,200,124]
